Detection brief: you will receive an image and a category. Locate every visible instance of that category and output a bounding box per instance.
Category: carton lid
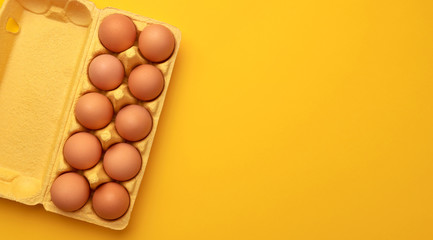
[0,0,97,205]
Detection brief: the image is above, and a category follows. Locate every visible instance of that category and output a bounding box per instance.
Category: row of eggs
[49,13,176,220]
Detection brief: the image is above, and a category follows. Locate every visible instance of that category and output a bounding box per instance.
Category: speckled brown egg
[138,24,175,62]
[115,105,152,141]
[128,64,164,101]
[50,172,90,212]
[88,54,124,90]
[64,132,101,170]
[92,182,130,220]
[75,92,113,130]
[103,143,142,181]
[98,14,136,52]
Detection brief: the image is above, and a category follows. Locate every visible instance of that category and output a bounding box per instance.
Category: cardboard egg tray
[0,0,181,230]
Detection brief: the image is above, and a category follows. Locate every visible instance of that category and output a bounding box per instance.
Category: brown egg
[98,14,136,52]
[63,132,101,170]
[138,24,175,62]
[75,92,113,129]
[92,182,130,220]
[88,54,124,90]
[50,172,90,212]
[103,143,142,181]
[128,64,164,101]
[115,105,152,141]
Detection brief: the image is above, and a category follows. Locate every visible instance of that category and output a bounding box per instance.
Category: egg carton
[0,0,180,230]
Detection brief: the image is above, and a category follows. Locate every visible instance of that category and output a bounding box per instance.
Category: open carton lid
[0,0,98,205]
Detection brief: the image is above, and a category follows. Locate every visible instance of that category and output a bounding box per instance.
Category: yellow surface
[0,0,433,239]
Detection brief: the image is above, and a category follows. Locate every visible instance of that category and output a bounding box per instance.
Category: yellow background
[1,0,433,239]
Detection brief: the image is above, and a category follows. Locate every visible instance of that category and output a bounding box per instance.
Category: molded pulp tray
[0,0,181,230]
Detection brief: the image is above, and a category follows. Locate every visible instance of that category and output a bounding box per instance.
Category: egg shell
[75,92,114,130]
[128,64,164,101]
[98,14,136,52]
[138,24,175,62]
[88,54,124,91]
[50,172,90,212]
[92,182,130,220]
[115,105,153,142]
[103,143,142,181]
[63,132,102,170]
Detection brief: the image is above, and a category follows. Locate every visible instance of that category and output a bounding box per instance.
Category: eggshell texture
[98,14,136,52]
[103,143,142,181]
[64,132,102,170]
[50,172,90,212]
[88,54,124,90]
[115,105,152,141]
[138,24,175,62]
[128,64,164,101]
[75,92,113,129]
[92,182,130,220]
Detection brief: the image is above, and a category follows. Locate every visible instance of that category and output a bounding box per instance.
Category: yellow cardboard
[0,0,181,230]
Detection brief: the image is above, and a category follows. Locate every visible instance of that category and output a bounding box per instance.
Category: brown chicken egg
[128,64,164,101]
[88,54,124,90]
[75,92,113,129]
[138,24,175,62]
[115,105,152,141]
[92,182,130,220]
[64,132,101,170]
[50,172,90,212]
[103,143,142,181]
[98,14,136,52]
